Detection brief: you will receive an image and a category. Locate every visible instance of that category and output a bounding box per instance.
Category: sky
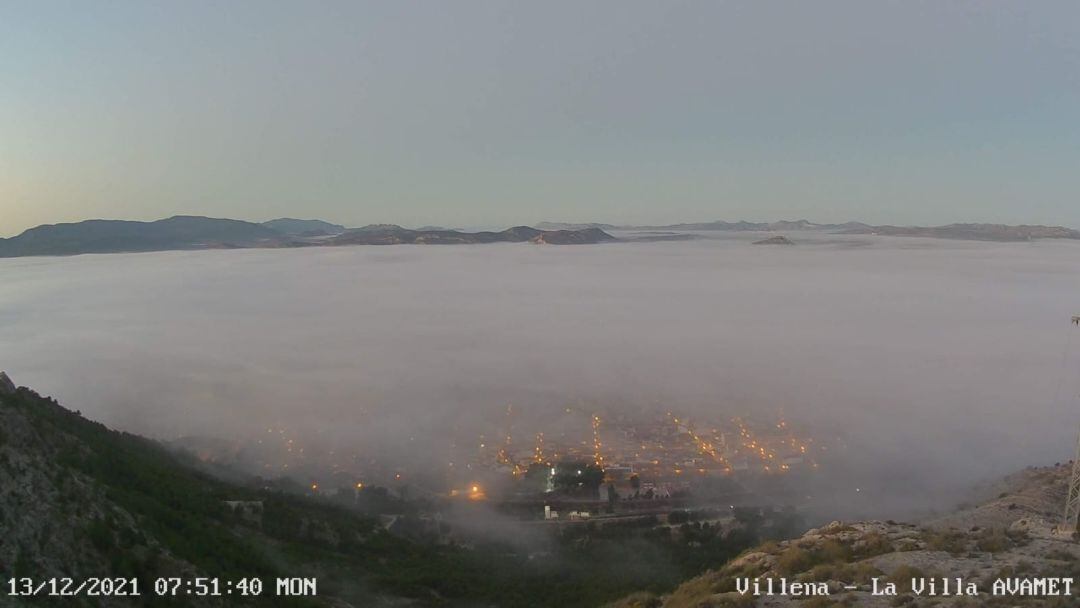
[2,1,1080,237]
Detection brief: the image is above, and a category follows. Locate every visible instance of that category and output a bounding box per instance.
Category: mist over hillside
[2,233,1079,520]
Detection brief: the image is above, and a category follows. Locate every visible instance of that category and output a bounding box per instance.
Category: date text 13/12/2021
[6,577,318,598]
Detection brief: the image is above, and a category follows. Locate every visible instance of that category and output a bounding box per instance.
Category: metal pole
[1065,433,1080,533]
[1063,316,1080,533]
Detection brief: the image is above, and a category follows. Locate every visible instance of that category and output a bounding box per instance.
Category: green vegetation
[975,527,1011,553]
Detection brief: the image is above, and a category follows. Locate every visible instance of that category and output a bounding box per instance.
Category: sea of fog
[2,232,1079,517]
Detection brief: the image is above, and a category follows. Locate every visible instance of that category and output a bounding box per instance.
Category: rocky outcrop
[0,383,211,603]
[609,464,1080,608]
[0,371,14,395]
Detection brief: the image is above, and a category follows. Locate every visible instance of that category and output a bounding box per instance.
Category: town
[182,405,831,530]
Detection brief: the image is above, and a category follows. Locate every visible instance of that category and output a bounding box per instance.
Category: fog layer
[2,233,1079,517]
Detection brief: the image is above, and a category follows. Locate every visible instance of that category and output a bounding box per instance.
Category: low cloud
[2,233,1079,519]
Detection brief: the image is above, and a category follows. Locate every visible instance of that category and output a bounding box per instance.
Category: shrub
[922,530,967,554]
[776,547,814,575]
[818,539,852,563]
[757,540,780,554]
[856,532,893,558]
[975,528,1009,553]
[888,565,925,593]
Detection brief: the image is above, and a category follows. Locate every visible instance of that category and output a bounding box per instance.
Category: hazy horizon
[5,212,1080,240]
[5,2,1080,237]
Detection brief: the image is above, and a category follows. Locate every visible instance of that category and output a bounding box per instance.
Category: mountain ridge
[0,218,615,258]
[0,216,289,258]
[4,215,1078,259]
[540,220,1080,242]
[260,218,346,237]
[328,225,615,246]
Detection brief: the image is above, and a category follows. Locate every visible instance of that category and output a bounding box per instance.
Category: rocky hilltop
[611,464,1080,608]
[0,371,14,395]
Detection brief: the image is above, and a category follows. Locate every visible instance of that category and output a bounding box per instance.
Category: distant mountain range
[537,220,1080,242]
[3,216,1077,258]
[0,216,285,258]
[837,222,1080,241]
[536,219,869,232]
[0,216,616,258]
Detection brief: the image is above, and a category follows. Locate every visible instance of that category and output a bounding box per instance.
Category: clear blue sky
[2,1,1079,236]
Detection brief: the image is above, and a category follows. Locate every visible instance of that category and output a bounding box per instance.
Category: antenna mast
[1062,316,1080,534]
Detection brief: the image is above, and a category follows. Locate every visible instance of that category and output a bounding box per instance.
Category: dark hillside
[0,377,778,607]
[0,216,287,258]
